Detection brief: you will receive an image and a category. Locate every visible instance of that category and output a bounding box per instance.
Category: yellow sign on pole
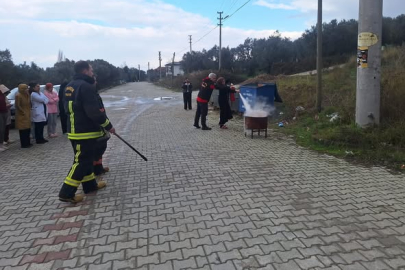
[358,32,378,47]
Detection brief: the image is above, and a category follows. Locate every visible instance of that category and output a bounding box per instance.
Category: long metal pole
[316,0,322,112]
[114,133,148,161]
[356,0,383,127]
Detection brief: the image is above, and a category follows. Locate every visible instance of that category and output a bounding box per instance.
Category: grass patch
[273,110,405,172]
[270,46,405,172]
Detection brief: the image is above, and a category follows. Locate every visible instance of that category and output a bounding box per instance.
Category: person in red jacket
[194,73,217,130]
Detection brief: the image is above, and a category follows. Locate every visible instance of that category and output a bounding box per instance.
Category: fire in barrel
[244,111,268,138]
[238,82,282,138]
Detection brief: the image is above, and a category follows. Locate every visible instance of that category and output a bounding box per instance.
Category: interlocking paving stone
[1,82,405,269]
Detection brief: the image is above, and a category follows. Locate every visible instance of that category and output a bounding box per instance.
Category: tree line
[1,15,404,88]
[181,15,405,76]
[0,50,146,90]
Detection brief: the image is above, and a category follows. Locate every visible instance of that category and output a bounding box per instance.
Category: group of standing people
[14,82,61,148]
[1,61,114,204]
[0,82,61,150]
[187,73,238,131]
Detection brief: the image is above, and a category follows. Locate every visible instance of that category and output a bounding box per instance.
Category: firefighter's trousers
[59,139,98,199]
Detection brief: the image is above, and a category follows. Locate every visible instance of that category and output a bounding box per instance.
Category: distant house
[165,62,184,77]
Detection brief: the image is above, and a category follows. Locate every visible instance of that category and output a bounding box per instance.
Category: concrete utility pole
[217,12,228,71]
[138,64,140,82]
[356,0,383,126]
[316,0,323,113]
[148,62,150,82]
[171,52,175,87]
[159,51,162,80]
[189,35,192,53]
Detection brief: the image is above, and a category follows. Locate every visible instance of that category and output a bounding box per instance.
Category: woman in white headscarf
[30,82,49,144]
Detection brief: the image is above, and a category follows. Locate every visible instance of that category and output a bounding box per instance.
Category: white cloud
[0,0,214,68]
[222,27,303,45]
[253,0,295,10]
[1,0,402,70]
[0,0,303,69]
[254,0,405,22]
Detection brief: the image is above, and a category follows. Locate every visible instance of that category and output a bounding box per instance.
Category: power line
[225,0,240,14]
[175,0,249,58]
[219,0,226,11]
[176,46,190,55]
[224,0,252,21]
[176,25,218,57]
[194,25,219,45]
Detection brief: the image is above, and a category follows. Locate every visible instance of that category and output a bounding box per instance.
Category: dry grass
[250,46,405,125]
[272,46,405,170]
[381,47,405,121]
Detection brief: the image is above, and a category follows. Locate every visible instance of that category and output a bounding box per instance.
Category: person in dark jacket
[194,73,217,130]
[181,78,193,110]
[58,81,68,134]
[58,61,116,203]
[216,77,239,129]
[226,79,237,113]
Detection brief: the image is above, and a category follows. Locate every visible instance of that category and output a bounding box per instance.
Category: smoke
[239,93,275,117]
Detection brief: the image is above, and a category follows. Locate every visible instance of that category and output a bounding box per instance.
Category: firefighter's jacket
[64,74,112,140]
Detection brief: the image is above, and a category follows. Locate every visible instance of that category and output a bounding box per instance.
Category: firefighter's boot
[97,181,107,190]
[59,194,84,203]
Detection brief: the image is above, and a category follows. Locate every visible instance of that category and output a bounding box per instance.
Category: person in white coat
[30,83,49,144]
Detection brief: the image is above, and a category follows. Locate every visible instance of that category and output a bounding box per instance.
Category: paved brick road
[1,82,405,270]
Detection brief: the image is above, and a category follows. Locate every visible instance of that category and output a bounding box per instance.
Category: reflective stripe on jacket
[64,74,112,140]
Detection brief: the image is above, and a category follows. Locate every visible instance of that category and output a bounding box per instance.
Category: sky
[0,0,404,70]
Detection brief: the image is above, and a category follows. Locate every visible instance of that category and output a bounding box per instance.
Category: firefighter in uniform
[58,61,115,203]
